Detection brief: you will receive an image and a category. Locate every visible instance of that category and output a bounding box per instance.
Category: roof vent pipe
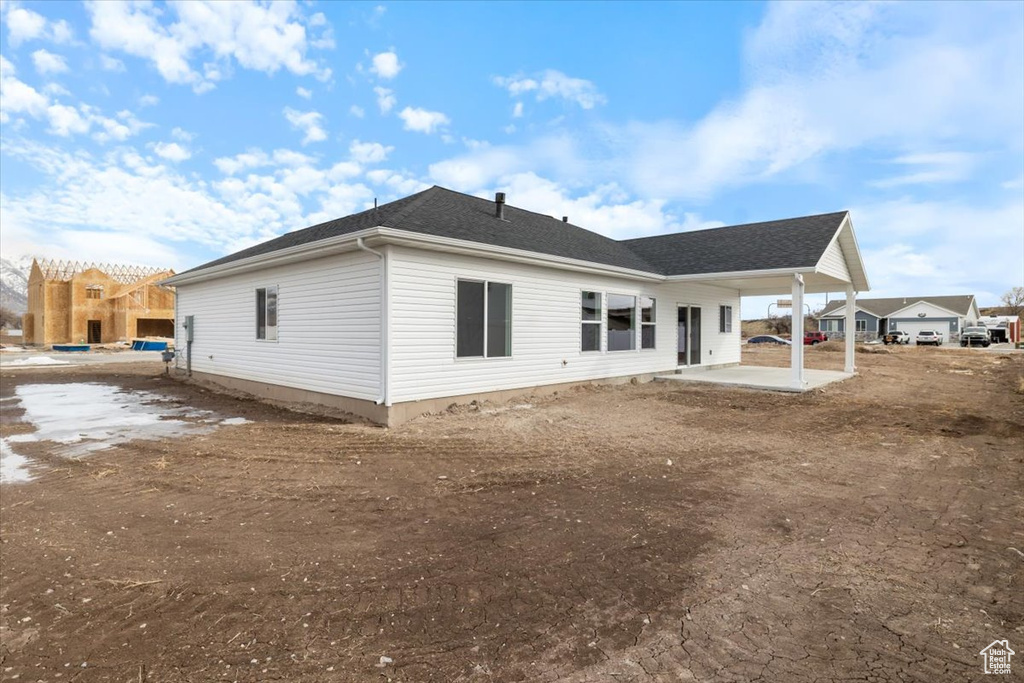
[562,216,569,223]
[495,192,506,219]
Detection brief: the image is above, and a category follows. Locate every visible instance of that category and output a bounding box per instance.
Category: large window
[581,291,602,352]
[640,296,656,349]
[719,305,733,333]
[855,319,867,332]
[256,286,278,341]
[821,319,839,332]
[457,280,512,358]
[607,294,636,351]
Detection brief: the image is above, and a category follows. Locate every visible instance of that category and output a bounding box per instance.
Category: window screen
[457,280,485,357]
[581,291,601,352]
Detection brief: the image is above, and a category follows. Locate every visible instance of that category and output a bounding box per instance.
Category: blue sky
[1,0,1022,315]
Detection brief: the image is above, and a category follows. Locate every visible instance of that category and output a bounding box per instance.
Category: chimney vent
[562,216,569,223]
[495,192,506,219]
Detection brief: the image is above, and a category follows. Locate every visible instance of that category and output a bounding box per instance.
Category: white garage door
[894,321,949,344]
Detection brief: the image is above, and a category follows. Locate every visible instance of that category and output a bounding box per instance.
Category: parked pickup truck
[960,326,991,347]
[804,331,828,345]
[915,330,943,346]
[882,330,911,345]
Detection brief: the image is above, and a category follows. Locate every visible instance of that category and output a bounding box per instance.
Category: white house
[163,187,869,425]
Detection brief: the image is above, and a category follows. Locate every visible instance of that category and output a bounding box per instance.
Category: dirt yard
[1,345,1022,682]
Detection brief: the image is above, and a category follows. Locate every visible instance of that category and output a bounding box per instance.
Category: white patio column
[845,284,856,374]
[790,273,805,390]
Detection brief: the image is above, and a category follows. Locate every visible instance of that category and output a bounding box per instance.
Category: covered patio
[652,211,871,392]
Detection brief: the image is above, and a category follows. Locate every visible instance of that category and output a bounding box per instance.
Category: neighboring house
[163,186,869,426]
[817,295,979,343]
[22,259,176,346]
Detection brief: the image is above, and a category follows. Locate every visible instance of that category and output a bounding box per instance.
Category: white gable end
[889,300,965,320]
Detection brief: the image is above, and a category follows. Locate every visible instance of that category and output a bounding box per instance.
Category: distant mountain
[0,256,33,314]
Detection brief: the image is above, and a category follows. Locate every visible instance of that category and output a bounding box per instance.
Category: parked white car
[915,330,943,346]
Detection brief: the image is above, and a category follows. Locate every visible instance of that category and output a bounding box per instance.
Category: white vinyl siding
[388,245,740,403]
[174,251,380,401]
[817,238,852,283]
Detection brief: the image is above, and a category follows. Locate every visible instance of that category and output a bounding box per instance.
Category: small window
[640,296,656,349]
[855,319,867,332]
[256,286,278,341]
[86,285,103,300]
[607,294,636,351]
[581,291,602,352]
[457,279,512,358]
[719,305,733,333]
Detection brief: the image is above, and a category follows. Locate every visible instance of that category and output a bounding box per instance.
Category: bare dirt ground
[1,345,1022,682]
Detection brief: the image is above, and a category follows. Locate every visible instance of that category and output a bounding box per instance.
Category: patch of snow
[3,356,72,367]
[0,438,33,483]
[12,383,219,457]
[220,417,251,425]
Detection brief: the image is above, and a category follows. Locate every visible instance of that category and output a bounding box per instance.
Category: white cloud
[85,0,332,93]
[138,94,159,107]
[46,103,90,136]
[296,86,312,99]
[214,149,271,175]
[349,139,393,164]
[350,104,365,118]
[31,49,67,75]
[91,109,150,143]
[283,107,327,145]
[512,101,523,118]
[171,127,194,142]
[868,152,977,188]
[369,51,402,79]
[152,141,192,162]
[493,70,606,109]
[374,86,395,114]
[5,5,45,46]
[365,169,430,197]
[0,55,49,121]
[398,106,450,134]
[99,54,125,72]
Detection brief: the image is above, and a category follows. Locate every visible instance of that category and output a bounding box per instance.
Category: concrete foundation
[184,369,673,427]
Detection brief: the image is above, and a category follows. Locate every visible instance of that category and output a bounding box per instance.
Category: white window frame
[255,285,278,342]
[455,278,513,360]
[855,319,867,332]
[580,290,603,353]
[719,305,733,333]
[640,296,656,350]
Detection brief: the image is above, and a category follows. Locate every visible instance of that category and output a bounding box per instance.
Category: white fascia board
[818,304,883,319]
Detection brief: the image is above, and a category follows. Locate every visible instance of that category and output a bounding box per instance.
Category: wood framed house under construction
[21,259,176,346]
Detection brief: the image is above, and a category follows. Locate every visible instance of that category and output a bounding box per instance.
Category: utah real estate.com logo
[979,639,1014,675]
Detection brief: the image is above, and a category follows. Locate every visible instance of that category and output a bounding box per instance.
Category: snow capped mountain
[1,255,33,314]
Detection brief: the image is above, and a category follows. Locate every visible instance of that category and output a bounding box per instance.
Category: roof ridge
[620,210,850,244]
[380,186,440,227]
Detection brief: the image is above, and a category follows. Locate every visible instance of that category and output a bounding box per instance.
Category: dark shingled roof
[819,295,976,318]
[620,211,849,276]
[180,186,849,277]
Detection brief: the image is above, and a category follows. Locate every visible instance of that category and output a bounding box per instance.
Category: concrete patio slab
[656,365,852,393]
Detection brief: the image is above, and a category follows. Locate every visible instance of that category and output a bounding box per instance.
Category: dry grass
[812,340,891,354]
